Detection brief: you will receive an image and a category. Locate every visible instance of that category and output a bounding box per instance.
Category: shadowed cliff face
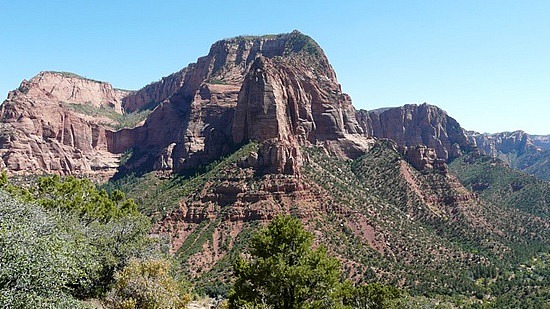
[121,68,188,113]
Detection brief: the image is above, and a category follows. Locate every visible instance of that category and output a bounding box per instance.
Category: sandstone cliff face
[356,103,470,161]
[110,31,370,175]
[400,144,448,173]
[13,71,129,113]
[121,68,187,113]
[0,72,129,178]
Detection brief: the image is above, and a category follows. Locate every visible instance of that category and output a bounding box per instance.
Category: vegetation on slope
[0,173,190,307]
[64,102,153,129]
[449,153,549,217]
[229,215,401,308]
[109,142,549,307]
[514,149,550,181]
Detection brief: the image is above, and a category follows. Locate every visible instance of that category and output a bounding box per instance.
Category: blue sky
[1,1,548,134]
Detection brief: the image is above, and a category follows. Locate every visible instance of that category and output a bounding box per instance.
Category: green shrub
[229,215,342,308]
[105,258,191,309]
[0,191,93,308]
[0,173,160,301]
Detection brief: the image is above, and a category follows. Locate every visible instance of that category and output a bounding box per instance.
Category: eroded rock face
[0,72,129,179]
[110,31,370,175]
[401,145,448,173]
[12,71,128,112]
[356,103,470,161]
[1,32,482,179]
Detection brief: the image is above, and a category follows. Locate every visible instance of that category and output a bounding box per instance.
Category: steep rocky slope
[1,32,478,179]
[3,31,545,182]
[121,68,187,113]
[0,72,131,179]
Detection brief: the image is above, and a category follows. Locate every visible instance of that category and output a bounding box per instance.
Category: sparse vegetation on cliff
[64,101,153,129]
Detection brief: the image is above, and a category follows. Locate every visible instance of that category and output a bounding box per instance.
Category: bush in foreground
[105,258,191,309]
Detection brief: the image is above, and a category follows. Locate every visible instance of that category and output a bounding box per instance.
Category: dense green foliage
[339,282,401,309]
[36,175,139,222]
[229,216,341,308]
[0,173,160,307]
[0,191,94,307]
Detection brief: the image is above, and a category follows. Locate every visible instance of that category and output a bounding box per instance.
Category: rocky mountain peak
[466,130,536,156]
[177,31,336,100]
[207,30,331,77]
[1,32,497,179]
[109,31,369,176]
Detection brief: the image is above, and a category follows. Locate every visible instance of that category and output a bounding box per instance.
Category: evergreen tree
[229,215,341,308]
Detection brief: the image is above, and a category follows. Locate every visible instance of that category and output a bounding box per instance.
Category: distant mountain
[466,130,550,180]
[531,134,550,150]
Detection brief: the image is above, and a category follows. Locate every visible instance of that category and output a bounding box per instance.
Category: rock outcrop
[0,71,130,179]
[1,32,499,179]
[356,103,470,161]
[401,145,448,173]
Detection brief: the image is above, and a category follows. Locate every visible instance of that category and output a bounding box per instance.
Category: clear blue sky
[1,1,548,134]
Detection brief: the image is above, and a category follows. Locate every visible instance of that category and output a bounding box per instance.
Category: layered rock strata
[1,32,486,179]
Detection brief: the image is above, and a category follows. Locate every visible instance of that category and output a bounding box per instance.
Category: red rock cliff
[356,103,470,161]
[0,72,129,178]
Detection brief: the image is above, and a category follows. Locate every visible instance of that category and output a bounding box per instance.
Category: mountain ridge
[2,31,548,182]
